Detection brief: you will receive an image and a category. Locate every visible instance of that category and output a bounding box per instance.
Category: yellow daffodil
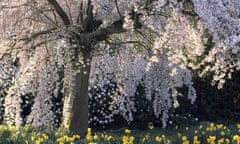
[182,136,187,141]
[207,136,216,143]
[182,135,189,144]
[155,136,163,142]
[225,138,230,144]
[217,124,224,129]
[86,134,92,141]
[129,136,135,143]
[182,140,189,144]
[88,128,92,132]
[142,137,147,143]
[218,138,224,144]
[175,125,179,129]
[233,135,239,140]
[237,124,240,129]
[220,131,225,136]
[161,134,166,139]
[106,135,114,141]
[193,136,198,140]
[233,135,240,144]
[193,139,201,144]
[42,133,48,140]
[210,123,215,127]
[57,137,64,144]
[73,134,80,140]
[125,129,131,134]
[148,125,154,130]
[93,134,98,140]
[35,138,44,144]
[67,136,75,142]
[122,136,128,142]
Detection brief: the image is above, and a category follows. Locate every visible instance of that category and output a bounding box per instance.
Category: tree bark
[62,46,91,136]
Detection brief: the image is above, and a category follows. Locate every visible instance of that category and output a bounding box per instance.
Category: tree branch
[86,20,126,40]
[20,28,56,43]
[47,0,71,26]
[114,0,122,18]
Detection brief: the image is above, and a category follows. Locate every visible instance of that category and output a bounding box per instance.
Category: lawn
[0,122,240,144]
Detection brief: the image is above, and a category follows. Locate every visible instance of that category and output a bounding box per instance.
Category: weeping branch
[47,0,71,26]
[20,28,56,43]
[114,0,122,18]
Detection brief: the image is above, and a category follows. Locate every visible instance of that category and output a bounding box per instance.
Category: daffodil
[161,134,166,140]
[175,125,179,129]
[155,136,162,143]
[125,129,131,134]
[42,133,48,140]
[148,124,154,130]
[129,136,135,144]
[233,135,240,144]
[182,141,189,144]
[216,124,224,129]
[106,135,114,141]
[122,136,128,142]
[220,131,225,136]
[93,134,98,140]
[225,138,230,144]
[182,135,189,144]
[237,124,240,129]
[57,137,64,144]
[86,134,92,141]
[210,123,215,127]
[142,137,147,143]
[73,134,80,140]
[193,136,198,140]
[35,138,44,144]
[122,135,134,144]
[217,138,224,144]
[182,136,187,141]
[207,136,216,143]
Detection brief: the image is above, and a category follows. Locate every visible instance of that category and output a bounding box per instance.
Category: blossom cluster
[193,0,240,88]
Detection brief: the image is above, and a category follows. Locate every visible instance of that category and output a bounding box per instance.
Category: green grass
[0,122,240,144]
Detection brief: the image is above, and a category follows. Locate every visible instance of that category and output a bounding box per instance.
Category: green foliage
[0,125,81,144]
[1,122,240,143]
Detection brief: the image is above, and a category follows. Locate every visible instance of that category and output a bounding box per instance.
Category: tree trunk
[62,47,91,136]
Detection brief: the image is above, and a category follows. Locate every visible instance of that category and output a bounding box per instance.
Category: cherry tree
[0,0,172,135]
[0,0,239,136]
